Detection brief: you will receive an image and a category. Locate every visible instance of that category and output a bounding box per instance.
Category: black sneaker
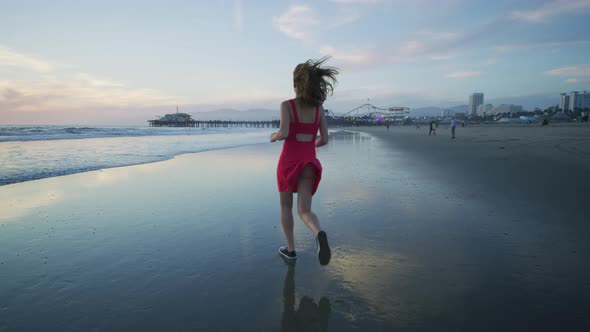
[316,231,331,266]
[279,246,297,261]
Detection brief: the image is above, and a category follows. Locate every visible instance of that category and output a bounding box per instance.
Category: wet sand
[1,127,590,331]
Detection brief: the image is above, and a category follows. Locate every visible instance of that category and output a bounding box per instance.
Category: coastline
[0,128,272,186]
[1,128,589,331]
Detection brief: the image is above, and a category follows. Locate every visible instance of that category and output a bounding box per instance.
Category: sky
[1,0,590,124]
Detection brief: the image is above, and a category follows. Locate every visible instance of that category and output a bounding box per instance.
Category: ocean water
[0,125,271,186]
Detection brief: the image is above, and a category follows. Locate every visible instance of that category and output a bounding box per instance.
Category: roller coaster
[325,103,410,124]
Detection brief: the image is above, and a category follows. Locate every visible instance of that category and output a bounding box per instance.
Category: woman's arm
[315,107,329,147]
[270,101,290,142]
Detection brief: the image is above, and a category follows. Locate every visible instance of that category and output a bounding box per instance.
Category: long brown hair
[293,56,339,107]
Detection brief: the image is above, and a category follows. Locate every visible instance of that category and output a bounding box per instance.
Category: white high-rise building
[560,93,570,111]
[569,91,579,111]
[570,91,590,110]
[469,93,484,116]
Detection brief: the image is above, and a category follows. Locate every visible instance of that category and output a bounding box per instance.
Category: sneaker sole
[279,248,297,261]
[317,231,331,266]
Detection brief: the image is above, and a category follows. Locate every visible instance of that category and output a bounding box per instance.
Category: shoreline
[0,141,271,188]
[2,128,590,330]
[0,129,273,187]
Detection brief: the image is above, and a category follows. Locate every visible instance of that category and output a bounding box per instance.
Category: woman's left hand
[270,133,276,142]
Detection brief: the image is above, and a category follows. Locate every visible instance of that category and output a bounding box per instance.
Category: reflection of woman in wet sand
[281,263,331,332]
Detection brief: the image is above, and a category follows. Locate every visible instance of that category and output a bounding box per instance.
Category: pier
[148,120,279,128]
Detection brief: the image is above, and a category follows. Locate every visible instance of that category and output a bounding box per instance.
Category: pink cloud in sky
[511,0,590,22]
[445,71,481,79]
[544,64,590,76]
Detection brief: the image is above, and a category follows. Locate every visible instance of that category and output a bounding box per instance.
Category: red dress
[277,99,323,195]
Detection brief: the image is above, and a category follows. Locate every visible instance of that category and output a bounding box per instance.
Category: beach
[1,126,590,331]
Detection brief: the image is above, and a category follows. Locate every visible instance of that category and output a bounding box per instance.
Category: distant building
[560,93,570,111]
[477,104,493,116]
[441,109,452,117]
[469,93,484,116]
[490,104,523,114]
[160,112,192,122]
[569,91,590,110]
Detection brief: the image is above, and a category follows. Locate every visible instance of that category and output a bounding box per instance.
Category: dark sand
[1,126,590,331]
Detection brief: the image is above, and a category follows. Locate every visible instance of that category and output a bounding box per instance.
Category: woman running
[270,57,338,266]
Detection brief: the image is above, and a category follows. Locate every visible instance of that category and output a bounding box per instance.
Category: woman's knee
[297,207,312,219]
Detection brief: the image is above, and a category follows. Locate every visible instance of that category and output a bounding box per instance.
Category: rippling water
[0,126,271,185]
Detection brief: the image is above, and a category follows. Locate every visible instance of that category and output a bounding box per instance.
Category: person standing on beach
[451,117,457,139]
[386,122,390,131]
[429,121,436,136]
[270,57,337,266]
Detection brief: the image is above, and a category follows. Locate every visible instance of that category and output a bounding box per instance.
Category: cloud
[565,78,590,84]
[0,44,188,113]
[544,65,590,77]
[430,54,455,60]
[317,25,478,70]
[273,5,319,40]
[274,4,479,70]
[415,30,459,41]
[0,45,55,72]
[319,45,382,67]
[445,71,481,79]
[273,4,362,41]
[0,79,183,112]
[511,0,590,22]
[320,39,443,69]
[495,40,590,53]
[76,72,125,87]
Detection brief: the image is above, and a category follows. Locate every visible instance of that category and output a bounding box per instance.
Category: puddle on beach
[1,130,589,331]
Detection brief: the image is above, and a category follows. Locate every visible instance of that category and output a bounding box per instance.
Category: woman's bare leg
[296,165,322,236]
[280,191,295,251]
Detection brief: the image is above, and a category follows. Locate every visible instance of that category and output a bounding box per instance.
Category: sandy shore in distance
[354,124,590,221]
[1,127,590,331]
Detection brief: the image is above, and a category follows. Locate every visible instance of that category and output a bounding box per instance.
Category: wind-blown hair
[293,56,339,107]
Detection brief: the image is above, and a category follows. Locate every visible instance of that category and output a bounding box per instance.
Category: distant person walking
[386,122,390,131]
[461,120,465,127]
[451,117,457,139]
[270,57,337,266]
[429,121,436,136]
